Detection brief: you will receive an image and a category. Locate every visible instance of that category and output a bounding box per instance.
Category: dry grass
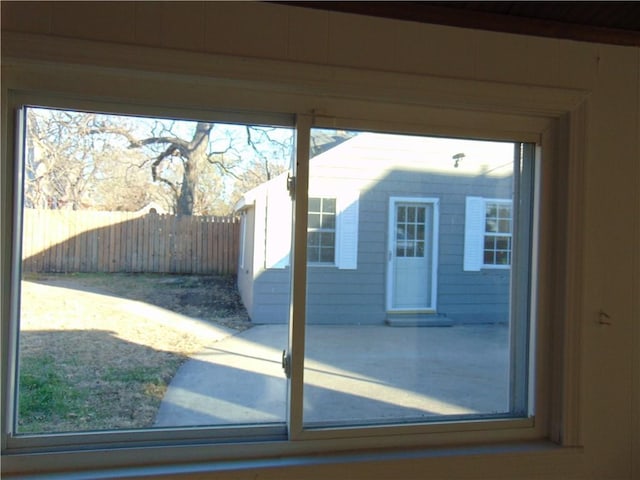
[18,274,247,433]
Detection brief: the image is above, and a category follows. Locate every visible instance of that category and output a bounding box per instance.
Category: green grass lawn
[16,273,245,434]
[17,329,186,433]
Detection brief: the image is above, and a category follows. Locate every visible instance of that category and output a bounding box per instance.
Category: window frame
[1,32,587,476]
[483,198,514,269]
[262,186,360,270]
[239,211,247,271]
[306,196,337,265]
[465,194,518,272]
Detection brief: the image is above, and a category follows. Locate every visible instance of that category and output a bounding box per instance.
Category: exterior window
[304,129,533,426]
[7,64,584,480]
[4,103,538,464]
[12,106,295,437]
[0,31,586,479]
[259,180,359,271]
[239,211,247,270]
[307,197,336,263]
[483,201,512,266]
[464,197,514,271]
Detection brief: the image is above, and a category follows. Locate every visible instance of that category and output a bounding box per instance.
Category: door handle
[282,350,291,379]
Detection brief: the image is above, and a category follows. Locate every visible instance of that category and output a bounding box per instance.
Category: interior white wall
[1,2,638,479]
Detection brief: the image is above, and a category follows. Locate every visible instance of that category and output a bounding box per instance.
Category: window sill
[2,441,584,479]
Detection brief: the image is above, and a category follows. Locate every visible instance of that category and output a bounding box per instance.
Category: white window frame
[464,197,514,271]
[239,211,247,271]
[1,32,587,476]
[483,199,513,267]
[307,196,337,265]
[266,186,359,270]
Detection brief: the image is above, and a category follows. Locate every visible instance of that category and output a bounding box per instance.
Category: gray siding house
[235,132,516,326]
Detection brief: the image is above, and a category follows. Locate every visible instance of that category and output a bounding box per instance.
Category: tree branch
[132,136,190,151]
[151,145,182,182]
[155,176,179,199]
[87,125,191,152]
[207,156,242,180]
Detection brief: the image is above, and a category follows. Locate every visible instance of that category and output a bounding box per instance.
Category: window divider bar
[287,114,312,439]
[4,106,26,442]
[510,143,536,415]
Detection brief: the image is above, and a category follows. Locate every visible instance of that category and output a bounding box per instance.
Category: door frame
[386,196,440,313]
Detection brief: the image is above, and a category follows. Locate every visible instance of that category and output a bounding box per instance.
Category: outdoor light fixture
[453,152,465,168]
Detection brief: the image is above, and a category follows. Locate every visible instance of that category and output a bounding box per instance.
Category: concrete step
[385,313,453,327]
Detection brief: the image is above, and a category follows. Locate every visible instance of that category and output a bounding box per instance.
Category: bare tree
[25,108,168,212]
[226,126,291,208]
[25,108,294,215]
[27,110,114,209]
[129,122,225,216]
[121,121,292,216]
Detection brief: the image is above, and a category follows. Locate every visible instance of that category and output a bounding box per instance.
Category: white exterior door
[387,197,439,311]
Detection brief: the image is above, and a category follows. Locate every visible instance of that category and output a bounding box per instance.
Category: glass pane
[398,206,406,222]
[17,106,294,434]
[408,206,416,222]
[485,235,496,249]
[486,219,498,232]
[322,213,336,230]
[304,128,528,428]
[406,224,414,241]
[496,251,510,264]
[308,197,321,212]
[498,206,511,218]
[496,237,510,250]
[320,232,335,246]
[484,250,496,264]
[323,198,336,213]
[308,248,320,263]
[308,232,320,246]
[308,213,321,229]
[320,247,335,263]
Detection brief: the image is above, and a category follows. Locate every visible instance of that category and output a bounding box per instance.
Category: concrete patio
[154,324,510,428]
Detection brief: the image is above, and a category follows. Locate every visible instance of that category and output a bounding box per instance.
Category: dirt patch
[30,273,252,331]
[17,273,251,433]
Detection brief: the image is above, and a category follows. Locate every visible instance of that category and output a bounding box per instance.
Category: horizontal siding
[443,305,510,324]
[310,270,384,283]
[439,292,509,305]
[250,143,515,324]
[307,291,385,305]
[439,272,510,284]
[357,252,388,264]
[250,304,289,323]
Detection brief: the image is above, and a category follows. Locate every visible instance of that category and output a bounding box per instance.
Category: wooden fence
[21,209,240,275]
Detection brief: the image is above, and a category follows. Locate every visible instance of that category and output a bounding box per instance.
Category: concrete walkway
[155,324,509,427]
